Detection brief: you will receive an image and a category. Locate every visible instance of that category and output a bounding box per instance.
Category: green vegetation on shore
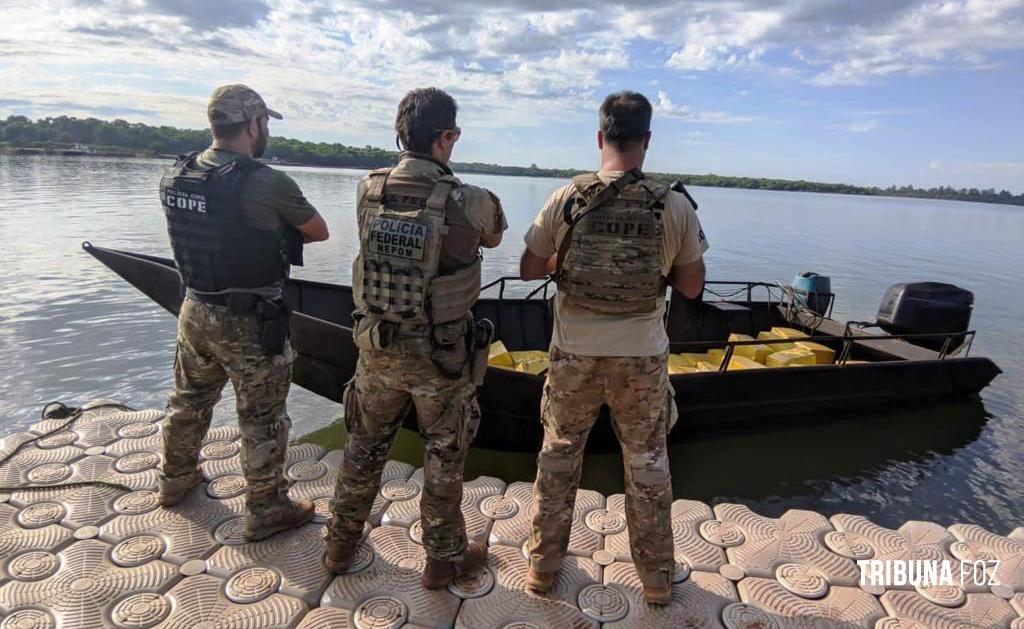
[2,114,1021,206]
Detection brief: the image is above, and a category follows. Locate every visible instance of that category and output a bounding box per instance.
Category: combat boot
[526,568,557,593]
[157,468,203,507]
[324,529,359,574]
[244,498,315,541]
[421,540,489,590]
[643,585,673,605]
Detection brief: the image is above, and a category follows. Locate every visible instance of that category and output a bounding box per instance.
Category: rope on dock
[0,401,135,492]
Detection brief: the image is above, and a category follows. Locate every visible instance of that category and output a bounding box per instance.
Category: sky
[2,0,1023,192]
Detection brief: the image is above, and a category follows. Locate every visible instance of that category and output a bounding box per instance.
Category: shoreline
[2,146,1022,209]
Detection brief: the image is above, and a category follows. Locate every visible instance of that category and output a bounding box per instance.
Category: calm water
[0,155,1021,531]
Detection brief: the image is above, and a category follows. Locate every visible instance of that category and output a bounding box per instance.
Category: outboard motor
[791,271,831,315]
[876,282,973,350]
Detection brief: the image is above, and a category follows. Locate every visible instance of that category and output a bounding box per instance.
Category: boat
[83,242,1001,452]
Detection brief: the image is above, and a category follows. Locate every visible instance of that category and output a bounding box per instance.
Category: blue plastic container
[791,272,832,315]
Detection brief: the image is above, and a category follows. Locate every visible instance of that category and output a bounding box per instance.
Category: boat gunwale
[81,243,1000,381]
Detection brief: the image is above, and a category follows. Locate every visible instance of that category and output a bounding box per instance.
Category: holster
[430,319,470,380]
[470,319,494,386]
[256,298,291,356]
[352,313,396,351]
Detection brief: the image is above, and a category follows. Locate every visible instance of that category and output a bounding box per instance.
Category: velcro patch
[163,187,208,214]
[368,216,428,260]
[583,210,657,238]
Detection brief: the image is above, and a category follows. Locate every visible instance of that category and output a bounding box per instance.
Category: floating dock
[0,401,1021,628]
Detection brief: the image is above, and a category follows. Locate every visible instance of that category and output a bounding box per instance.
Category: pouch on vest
[428,257,482,324]
[352,314,396,351]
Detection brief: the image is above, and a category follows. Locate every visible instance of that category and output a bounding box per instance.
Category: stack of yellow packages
[753,327,834,366]
[757,330,796,352]
[699,352,764,371]
[769,326,835,364]
[487,341,550,375]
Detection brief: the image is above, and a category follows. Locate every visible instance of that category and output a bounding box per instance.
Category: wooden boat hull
[83,243,1001,452]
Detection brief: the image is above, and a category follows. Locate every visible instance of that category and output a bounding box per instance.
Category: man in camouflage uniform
[158,85,330,541]
[520,91,708,604]
[325,88,507,589]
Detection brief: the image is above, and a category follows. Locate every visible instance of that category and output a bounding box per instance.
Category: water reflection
[1,154,1021,531]
[299,400,988,529]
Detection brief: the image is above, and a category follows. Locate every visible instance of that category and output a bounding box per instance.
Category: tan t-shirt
[524,170,709,356]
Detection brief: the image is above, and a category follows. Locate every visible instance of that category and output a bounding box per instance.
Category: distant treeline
[2,114,1021,206]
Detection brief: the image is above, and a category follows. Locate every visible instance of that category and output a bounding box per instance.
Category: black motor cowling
[876,282,973,350]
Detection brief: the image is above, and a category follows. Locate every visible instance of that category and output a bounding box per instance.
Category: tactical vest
[160,152,289,293]
[352,167,482,326]
[556,172,668,314]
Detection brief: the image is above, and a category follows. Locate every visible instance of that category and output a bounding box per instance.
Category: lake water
[1,154,1021,532]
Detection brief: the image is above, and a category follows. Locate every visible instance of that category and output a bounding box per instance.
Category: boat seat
[706,301,755,338]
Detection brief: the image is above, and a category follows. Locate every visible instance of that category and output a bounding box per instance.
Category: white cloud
[618,0,1024,85]
[0,0,1021,157]
[654,91,752,124]
[834,119,879,133]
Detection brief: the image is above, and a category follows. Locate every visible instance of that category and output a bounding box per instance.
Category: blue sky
[2,0,1023,191]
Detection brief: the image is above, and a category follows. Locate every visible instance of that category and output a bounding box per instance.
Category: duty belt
[188,291,260,313]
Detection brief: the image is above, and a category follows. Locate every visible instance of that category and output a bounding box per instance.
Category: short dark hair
[395,88,458,153]
[599,91,652,149]
[211,120,248,140]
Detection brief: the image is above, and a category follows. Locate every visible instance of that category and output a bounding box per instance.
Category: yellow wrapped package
[674,352,710,367]
[795,341,835,365]
[757,331,795,352]
[728,333,774,364]
[766,348,817,367]
[696,361,717,372]
[724,355,765,370]
[488,341,514,369]
[668,355,700,374]
[510,351,550,375]
[770,326,807,339]
[702,355,764,371]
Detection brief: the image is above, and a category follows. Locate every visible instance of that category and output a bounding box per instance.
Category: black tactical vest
[160,152,288,292]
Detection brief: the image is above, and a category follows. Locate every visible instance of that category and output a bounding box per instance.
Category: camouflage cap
[207,84,283,125]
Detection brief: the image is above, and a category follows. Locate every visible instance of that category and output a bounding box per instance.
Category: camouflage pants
[528,347,677,588]
[329,348,480,561]
[161,297,293,515]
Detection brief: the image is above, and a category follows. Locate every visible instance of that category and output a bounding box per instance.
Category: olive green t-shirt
[196,148,317,231]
